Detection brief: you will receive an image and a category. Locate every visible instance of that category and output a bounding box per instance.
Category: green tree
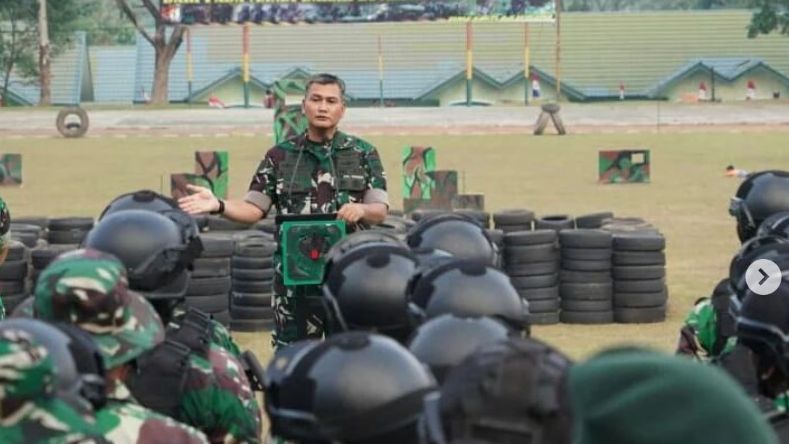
[0,1,36,106]
[115,0,185,104]
[748,0,789,37]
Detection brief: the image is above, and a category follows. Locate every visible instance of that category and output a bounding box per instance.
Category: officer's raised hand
[178,184,219,215]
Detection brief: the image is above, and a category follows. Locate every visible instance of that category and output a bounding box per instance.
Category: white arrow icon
[745,259,782,296]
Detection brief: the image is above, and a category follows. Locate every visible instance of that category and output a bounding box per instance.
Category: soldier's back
[97,397,208,444]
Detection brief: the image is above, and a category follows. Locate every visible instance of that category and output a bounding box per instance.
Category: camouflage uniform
[244,131,389,347]
[0,327,106,444]
[32,249,259,444]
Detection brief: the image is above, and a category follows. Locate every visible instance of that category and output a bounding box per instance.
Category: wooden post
[378,35,384,108]
[242,23,250,108]
[524,23,530,105]
[555,0,561,101]
[466,21,473,106]
[186,27,193,104]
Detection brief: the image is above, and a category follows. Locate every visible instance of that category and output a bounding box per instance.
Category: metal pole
[524,23,530,105]
[186,27,193,104]
[378,35,384,108]
[242,23,250,108]
[466,21,473,106]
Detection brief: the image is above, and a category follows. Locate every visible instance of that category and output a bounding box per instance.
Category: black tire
[613,233,666,251]
[0,280,25,295]
[206,216,253,232]
[559,270,612,284]
[230,318,274,332]
[253,219,277,235]
[561,299,613,312]
[13,217,49,229]
[534,215,574,231]
[559,282,612,301]
[614,290,668,308]
[529,311,560,325]
[493,209,535,226]
[11,232,38,248]
[231,256,274,269]
[506,261,559,277]
[612,265,666,281]
[0,260,27,280]
[231,291,272,307]
[612,251,666,266]
[231,230,274,242]
[234,239,277,258]
[2,292,27,313]
[31,245,78,269]
[559,229,612,248]
[534,112,550,135]
[550,112,567,135]
[410,209,448,222]
[560,310,614,324]
[504,244,559,264]
[212,310,231,327]
[561,247,612,261]
[183,293,229,313]
[561,259,611,272]
[10,223,43,236]
[510,273,558,289]
[56,107,89,138]
[601,217,648,227]
[186,276,231,297]
[47,229,88,245]
[527,298,560,313]
[504,229,556,246]
[518,286,559,301]
[485,229,504,246]
[614,278,665,293]
[614,306,666,324]
[575,212,614,229]
[192,257,231,278]
[232,279,273,294]
[6,242,27,262]
[198,234,235,258]
[454,210,490,228]
[232,268,275,281]
[497,224,533,233]
[230,303,274,320]
[49,217,93,231]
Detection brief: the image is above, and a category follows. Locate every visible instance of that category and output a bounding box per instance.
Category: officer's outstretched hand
[178,184,220,215]
[337,203,366,224]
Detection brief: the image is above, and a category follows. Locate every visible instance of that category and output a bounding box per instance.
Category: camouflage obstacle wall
[273,78,308,144]
[598,149,651,184]
[401,146,484,212]
[0,154,22,186]
[171,151,229,200]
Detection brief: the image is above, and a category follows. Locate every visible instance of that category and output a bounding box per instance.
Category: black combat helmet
[756,211,789,241]
[323,242,418,342]
[0,319,107,412]
[730,170,789,242]
[264,332,437,444]
[410,259,530,334]
[99,190,179,219]
[407,314,514,384]
[323,229,407,278]
[419,337,574,444]
[83,210,195,299]
[406,214,498,266]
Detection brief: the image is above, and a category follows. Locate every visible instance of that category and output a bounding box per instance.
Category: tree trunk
[38,0,51,106]
[151,46,171,104]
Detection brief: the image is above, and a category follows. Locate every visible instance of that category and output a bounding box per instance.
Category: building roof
[649,57,789,97]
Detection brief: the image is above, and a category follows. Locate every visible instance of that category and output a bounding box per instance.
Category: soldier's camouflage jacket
[96,381,208,444]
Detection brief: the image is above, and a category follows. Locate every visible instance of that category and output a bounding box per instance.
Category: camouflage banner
[598,150,651,184]
[403,198,451,213]
[161,1,556,25]
[274,79,308,145]
[402,146,437,200]
[171,173,212,200]
[195,151,229,199]
[0,154,22,186]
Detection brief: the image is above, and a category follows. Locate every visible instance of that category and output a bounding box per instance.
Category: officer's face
[303,83,345,131]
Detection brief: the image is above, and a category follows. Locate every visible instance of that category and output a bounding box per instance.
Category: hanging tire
[614,306,666,324]
[575,212,614,229]
[56,107,89,138]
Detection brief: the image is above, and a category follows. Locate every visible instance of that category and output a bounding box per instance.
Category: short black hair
[305,73,346,98]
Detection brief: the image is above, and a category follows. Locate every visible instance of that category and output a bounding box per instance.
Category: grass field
[0,130,780,362]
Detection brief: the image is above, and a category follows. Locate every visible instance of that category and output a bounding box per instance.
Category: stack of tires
[492,209,534,233]
[230,233,276,332]
[575,212,614,229]
[10,222,45,248]
[184,233,234,326]
[29,244,80,292]
[0,241,29,313]
[48,217,93,246]
[502,230,560,325]
[611,231,667,323]
[485,228,505,267]
[535,214,575,232]
[558,229,614,324]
